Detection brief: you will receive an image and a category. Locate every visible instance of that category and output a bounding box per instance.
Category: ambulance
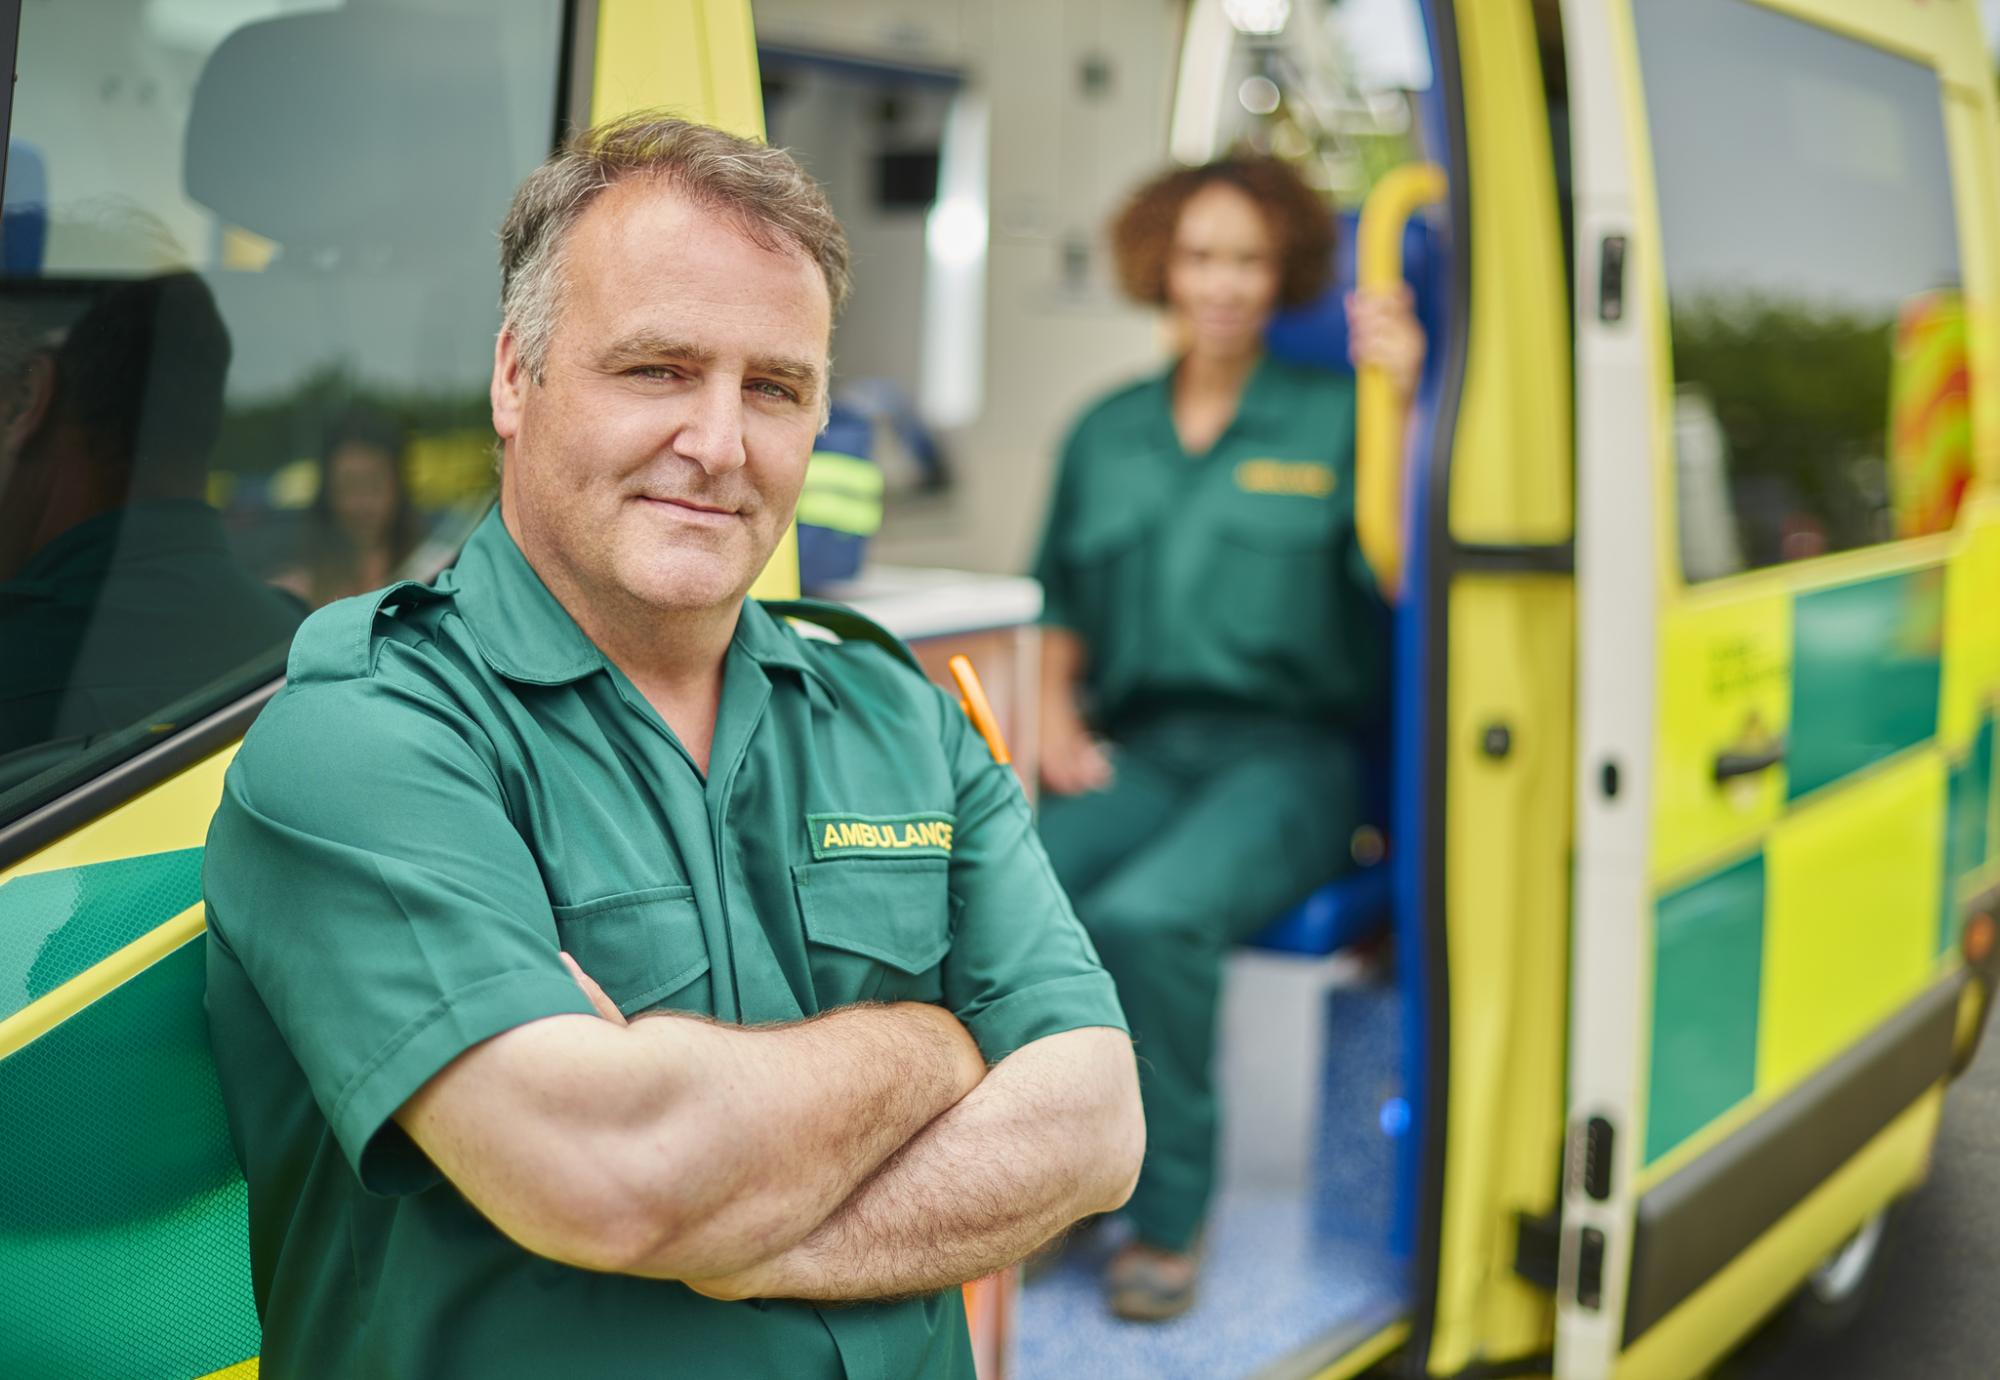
[1,2,1995,1378]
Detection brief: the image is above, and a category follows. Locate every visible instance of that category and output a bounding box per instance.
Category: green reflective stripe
[1647,855,1766,1164]
[797,490,884,536]
[0,849,205,1021]
[1788,572,1944,800]
[1943,716,1997,953]
[0,936,261,1378]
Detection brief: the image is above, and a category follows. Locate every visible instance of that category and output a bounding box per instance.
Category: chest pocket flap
[551,884,711,1017]
[793,857,951,977]
[1064,486,1162,564]
[1215,491,1342,552]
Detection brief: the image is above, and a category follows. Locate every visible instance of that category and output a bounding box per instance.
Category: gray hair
[498,112,851,383]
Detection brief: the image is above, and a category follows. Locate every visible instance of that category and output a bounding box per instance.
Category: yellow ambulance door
[1558,1,1999,1376]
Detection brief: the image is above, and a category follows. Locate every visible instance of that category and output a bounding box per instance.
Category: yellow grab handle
[1354,162,1448,602]
[949,655,1013,766]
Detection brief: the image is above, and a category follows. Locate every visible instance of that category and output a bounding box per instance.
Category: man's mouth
[636,495,739,524]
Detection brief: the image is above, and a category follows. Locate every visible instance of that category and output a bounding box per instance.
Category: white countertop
[815,565,1044,642]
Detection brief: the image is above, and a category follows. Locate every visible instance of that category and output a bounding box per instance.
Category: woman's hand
[1345,284,1427,399]
[1040,714,1115,797]
[1038,627,1115,796]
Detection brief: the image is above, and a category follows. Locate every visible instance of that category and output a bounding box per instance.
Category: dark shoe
[1105,1239,1201,1321]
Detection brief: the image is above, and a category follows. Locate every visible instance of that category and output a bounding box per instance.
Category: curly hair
[1109,156,1335,311]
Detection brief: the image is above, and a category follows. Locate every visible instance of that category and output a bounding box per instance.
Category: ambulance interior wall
[753,0,1177,576]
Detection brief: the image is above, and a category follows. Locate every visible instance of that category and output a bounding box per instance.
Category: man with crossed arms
[204,114,1142,1379]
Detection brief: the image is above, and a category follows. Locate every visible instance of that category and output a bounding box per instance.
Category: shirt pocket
[1058,493,1160,638]
[792,857,952,1008]
[1203,499,1340,655]
[550,884,712,1017]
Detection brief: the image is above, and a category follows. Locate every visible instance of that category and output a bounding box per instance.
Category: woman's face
[1164,182,1282,359]
[326,442,400,547]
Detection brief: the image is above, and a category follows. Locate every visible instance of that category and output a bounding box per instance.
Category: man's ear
[491,327,527,443]
[5,353,57,455]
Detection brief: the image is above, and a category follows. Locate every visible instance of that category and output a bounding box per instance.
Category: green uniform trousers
[1037,710,1364,1251]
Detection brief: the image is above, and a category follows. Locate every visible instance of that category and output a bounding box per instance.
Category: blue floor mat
[1015,1193,1404,1380]
[1017,976,1409,1380]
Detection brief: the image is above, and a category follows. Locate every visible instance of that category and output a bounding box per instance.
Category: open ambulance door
[1559,1,1999,1376]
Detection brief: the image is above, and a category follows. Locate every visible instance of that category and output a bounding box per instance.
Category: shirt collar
[732,597,842,706]
[447,507,607,685]
[448,506,838,703]
[1232,352,1298,437]
[1150,351,1295,455]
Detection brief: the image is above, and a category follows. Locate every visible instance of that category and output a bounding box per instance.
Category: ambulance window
[1633,0,1965,581]
[0,1,563,831]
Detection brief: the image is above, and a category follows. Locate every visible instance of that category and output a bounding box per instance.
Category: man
[0,272,303,758]
[202,114,1142,1379]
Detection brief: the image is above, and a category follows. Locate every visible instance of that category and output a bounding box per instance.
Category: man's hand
[561,952,627,1025]
[680,1025,1143,1303]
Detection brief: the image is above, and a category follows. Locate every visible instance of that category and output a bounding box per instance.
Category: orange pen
[948,655,1012,766]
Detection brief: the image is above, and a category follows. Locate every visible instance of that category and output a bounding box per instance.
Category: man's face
[492,179,831,621]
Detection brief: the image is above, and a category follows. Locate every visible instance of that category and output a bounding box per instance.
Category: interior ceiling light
[1223,0,1291,37]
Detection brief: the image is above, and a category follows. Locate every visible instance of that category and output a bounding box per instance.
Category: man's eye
[749,381,799,403]
[627,365,679,381]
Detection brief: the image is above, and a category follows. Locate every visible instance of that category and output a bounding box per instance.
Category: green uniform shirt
[1032,355,1385,729]
[202,508,1125,1380]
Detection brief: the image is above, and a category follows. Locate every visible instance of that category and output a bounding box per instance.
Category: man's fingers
[561,951,629,1026]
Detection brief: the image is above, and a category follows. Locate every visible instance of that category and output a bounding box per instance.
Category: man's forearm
[619,1001,986,1276]
[694,1026,1142,1302]
[400,997,983,1281]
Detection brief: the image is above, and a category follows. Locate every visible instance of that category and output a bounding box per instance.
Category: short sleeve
[936,689,1127,1061]
[1030,423,1087,633]
[202,679,594,1194]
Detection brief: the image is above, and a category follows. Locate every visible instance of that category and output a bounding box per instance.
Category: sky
[1987,0,2000,56]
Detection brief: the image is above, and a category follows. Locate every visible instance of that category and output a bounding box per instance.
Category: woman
[1032,155,1424,1320]
[276,409,421,606]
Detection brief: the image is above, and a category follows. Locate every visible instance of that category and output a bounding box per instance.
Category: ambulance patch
[809,812,956,860]
[1235,458,1338,498]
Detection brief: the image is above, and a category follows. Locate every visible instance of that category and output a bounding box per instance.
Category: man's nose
[671,378,749,476]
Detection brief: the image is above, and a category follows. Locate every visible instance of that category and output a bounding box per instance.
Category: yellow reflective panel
[199,1357,260,1380]
[1939,500,2000,752]
[1759,750,1944,1091]
[1652,595,1792,884]
[590,0,764,138]
[0,749,236,886]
